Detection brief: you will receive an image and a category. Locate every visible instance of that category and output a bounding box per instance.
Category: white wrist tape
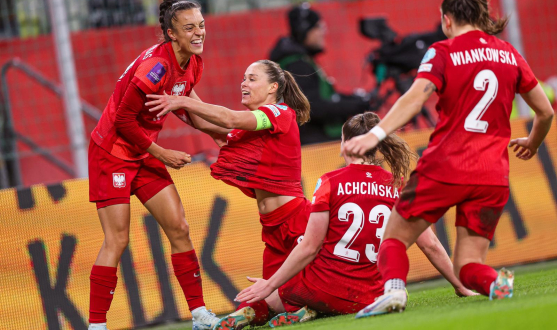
[370,126,387,141]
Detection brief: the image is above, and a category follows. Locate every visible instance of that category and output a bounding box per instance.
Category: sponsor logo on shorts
[113,173,126,188]
[194,272,200,278]
[110,290,115,295]
[172,81,187,96]
[146,62,166,85]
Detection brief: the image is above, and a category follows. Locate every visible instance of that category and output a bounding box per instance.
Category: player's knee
[105,232,129,252]
[167,219,191,242]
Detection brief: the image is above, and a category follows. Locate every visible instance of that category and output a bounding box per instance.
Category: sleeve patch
[146,62,166,84]
[421,48,436,63]
[418,63,433,72]
[313,178,322,194]
[263,105,281,117]
[275,104,288,111]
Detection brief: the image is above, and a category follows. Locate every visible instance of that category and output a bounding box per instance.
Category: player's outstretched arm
[416,227,478,297]
[343,78,436,157]
[509,84,554,160]
[146,93,258,131]
[234,211,330,304]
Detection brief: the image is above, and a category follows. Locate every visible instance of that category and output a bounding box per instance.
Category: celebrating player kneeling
[234,112,476,327]
[343,0,554,319]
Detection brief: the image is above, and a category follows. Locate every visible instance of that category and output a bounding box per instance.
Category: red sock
[459,263,497,296]
[238,300,270,326]
[89,265,118,323]
[378,238,409,283]
[171,250,205,311]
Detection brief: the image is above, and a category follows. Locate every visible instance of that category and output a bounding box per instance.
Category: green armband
[252,110,273,131]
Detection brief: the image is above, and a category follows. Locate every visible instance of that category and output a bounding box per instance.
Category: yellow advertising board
[1,119,556,329]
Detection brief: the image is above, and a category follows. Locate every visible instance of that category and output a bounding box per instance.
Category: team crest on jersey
[113,173,126,188]
[172,82,187,96]
[421,48,436,63]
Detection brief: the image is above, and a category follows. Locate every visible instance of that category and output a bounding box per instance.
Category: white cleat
[355,289,407,319]
[88,323,108,330]
[192,306,220,330]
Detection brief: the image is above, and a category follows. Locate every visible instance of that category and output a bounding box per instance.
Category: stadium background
[0,0,556,329]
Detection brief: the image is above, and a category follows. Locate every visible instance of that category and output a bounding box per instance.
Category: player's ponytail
[342,112,417,187]
[256,60,311,125]
[159,0,201,42]
[441,0,508,35]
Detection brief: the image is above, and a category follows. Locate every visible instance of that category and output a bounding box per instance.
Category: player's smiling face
[169,8,205,56]
[241,63,279,110]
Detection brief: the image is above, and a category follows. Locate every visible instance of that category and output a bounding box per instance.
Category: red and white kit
[211,103,309,277]
[89,42,203,207]
[397,30,538,239]
[279,164,399,315]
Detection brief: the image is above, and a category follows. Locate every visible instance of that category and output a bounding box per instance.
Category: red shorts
[88,141,173,209]
[278,272,373,315]
[395,171,509,240]
[260,197,310,279]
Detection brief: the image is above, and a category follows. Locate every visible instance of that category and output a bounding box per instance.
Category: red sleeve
[193,55,204,87]
[173,109,194,127]
[114,83,153,151]
[131,58,169,95]
[514,50,538,94]
[257,104,294,134]
[416,43,448,91]
[311,175,331,213]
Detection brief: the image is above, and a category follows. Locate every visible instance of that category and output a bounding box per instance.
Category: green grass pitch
[151,261,557,330]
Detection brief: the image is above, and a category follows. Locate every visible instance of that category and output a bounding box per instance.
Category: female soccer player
[87,1,223,329]
[343,0,554,317]
[234,112,476,327]
[146,59,311,329]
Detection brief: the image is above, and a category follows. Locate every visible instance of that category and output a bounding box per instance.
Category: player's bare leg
[265,290,286,314]
[356,209,430,318]
[144,185,219,330]
[454,226,513,299]
[89,204,131,330]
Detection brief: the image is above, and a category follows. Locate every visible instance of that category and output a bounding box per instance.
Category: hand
[509,137,537,160]
[342,133,380,157]
[234,277,275,304]
[454,286,479,297]
[146,92,188,117]
[156,148,191,169]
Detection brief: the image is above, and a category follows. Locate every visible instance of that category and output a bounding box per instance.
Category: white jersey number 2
[333,203,391,263]
[464,70,499,133]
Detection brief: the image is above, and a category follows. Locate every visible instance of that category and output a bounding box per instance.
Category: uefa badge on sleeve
[113,173,126,188]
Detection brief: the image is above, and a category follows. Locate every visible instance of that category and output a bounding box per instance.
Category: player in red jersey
[234,112,476,327]
[87,2,225,330]
[343,0,554,317]
[146,59,311,329]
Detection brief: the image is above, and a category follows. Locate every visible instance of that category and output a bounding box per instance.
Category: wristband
[370,126,387,141]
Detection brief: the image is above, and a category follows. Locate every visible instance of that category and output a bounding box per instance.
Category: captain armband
[252,110,273,131]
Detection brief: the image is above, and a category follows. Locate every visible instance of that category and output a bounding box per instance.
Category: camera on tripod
[360,17,445,127]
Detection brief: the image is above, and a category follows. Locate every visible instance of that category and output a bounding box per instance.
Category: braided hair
[159,0,201,42]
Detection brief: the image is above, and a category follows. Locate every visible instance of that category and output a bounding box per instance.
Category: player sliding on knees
[147,60,312,329]
[234,112,476,327]
[343,0,554,318]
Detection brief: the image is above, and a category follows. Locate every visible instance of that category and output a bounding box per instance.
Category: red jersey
[304,164,399,302]
[416,30,538,186]
[210,103,304,198]
[91,42,203,160]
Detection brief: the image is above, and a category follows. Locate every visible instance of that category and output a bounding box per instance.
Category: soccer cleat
[268,306,317,327]
[192,306,220,330]
[489,268,514,300]
[355,289,407,319]
[88,323,108,330]
[212,306,255,330]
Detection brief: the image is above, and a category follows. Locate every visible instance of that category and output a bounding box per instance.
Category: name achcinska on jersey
[337,182,399,199]
[450,48,518,66]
